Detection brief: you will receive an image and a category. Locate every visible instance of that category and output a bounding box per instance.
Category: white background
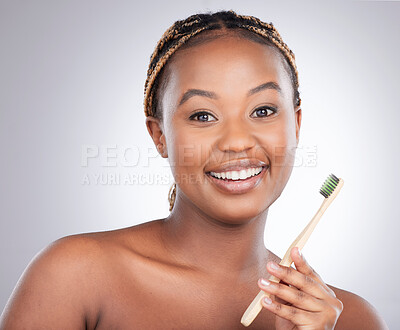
[1,1,399,328]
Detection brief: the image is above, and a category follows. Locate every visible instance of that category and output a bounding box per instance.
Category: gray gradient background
[1,0,399,328]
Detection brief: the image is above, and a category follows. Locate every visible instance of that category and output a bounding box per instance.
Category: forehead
[161,34,293,108]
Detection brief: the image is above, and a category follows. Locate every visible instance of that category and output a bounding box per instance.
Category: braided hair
[143,10,301,212]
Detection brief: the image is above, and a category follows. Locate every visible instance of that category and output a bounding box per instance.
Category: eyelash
[250,106,277,118]
[189,111,217,122]
[188,107,277,122]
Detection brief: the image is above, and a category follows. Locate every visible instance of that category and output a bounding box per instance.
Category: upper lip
[205,159,268,173]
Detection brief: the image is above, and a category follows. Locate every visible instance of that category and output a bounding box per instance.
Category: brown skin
[0,35,388,329]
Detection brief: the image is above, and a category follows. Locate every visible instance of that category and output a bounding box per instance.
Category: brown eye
[251,107,277,118]
[189,111,217,122]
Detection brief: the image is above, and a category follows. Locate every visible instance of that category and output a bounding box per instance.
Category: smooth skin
[0,32,388,329]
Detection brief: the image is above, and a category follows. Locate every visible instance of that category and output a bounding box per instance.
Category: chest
[94,266,276,329]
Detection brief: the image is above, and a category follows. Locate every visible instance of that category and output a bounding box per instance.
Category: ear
[145,116,168,158]
[294,106,302,146]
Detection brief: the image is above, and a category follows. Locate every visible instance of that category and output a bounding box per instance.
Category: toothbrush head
[320,174,340,198]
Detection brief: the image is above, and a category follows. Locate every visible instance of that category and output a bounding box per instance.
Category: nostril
[217,138,256,153]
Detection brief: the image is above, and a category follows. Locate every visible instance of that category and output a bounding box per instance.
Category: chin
[201,195,274,225]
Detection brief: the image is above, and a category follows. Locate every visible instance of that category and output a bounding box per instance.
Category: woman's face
[147,34,301,224]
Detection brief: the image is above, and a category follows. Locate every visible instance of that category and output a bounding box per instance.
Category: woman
[0,10,388,329]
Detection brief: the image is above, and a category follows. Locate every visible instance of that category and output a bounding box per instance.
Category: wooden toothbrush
[241,174,344,327]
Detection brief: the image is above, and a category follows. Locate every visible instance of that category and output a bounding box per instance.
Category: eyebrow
[178,81,282,106]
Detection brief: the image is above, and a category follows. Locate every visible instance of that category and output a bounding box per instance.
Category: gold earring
[168,182,176,211]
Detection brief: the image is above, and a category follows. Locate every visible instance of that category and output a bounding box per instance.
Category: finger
[291,247,336,296]
[261,294,314,325]
[258,277,323,312]
[267,261,328,300]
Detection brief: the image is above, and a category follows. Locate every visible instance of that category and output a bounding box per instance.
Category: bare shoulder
[0,233,109,329]
[0,221,146,328]
[328,285,388,330]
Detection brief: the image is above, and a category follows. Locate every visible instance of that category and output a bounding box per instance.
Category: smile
[209,167,263,181]
[205,165,269,195]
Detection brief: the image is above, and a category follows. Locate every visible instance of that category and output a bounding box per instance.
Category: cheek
[256,116,297,168]
[167,125,213,185]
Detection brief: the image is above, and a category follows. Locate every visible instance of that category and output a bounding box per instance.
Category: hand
[258,247,343,330]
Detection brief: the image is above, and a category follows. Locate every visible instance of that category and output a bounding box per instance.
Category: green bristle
[320,174,340,198]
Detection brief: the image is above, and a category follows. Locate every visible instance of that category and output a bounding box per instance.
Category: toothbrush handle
[240,179,344,327]
[239,258,294,327]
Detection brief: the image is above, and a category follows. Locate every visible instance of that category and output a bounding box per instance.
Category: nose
[217,118,256,153]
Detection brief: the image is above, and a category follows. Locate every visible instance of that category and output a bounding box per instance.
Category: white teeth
[209,167,263,180]
[231,171,239,180]
[239,170,247,180]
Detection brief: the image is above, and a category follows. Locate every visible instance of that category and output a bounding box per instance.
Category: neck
[160,193,270,281]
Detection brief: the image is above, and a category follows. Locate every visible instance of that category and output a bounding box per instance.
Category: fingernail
[260,278,270,286]
[269,262,280,271]
[297,247,302,257]
[263,296,272,305]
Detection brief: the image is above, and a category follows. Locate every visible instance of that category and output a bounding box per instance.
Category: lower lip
[205,166,268,195]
